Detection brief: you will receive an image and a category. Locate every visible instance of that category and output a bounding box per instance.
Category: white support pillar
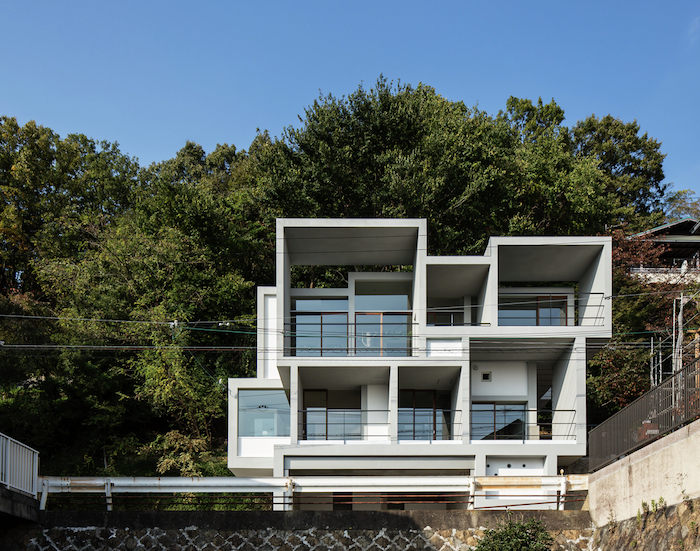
[290,365,300,444]
[389,365,398,443]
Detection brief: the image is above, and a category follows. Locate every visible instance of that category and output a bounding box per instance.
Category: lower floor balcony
[295,408,577,442]
[299,408,463,442]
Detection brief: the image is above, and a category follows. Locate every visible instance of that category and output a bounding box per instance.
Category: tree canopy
[0,78,685,475]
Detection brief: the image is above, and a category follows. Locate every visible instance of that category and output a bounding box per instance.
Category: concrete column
[290,365,300,444]
[276,220,291,357]
[527,362,538,440]
[389,365,398,443]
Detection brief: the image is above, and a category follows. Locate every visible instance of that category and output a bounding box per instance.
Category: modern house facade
[228,218,612,510]
[631,218,700,283]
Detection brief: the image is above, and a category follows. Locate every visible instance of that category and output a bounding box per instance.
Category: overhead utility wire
[0,280,687,326]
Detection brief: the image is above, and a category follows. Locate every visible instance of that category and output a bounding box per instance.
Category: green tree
[474,518,553,551]
[0,116,64,295]
[571,114,667,230]
[586,229,689,423]
[502,98,615,235]
[664,189,700,222]
[260,80,666,256]
[29,141,268,475]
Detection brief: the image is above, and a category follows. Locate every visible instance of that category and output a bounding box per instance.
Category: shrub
[475,518,553,551]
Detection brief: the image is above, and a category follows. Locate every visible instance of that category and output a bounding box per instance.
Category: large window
[471,403,526,440]
[355,289,411,356]
[292,298,348,356]
[398,390,454,440]
[498,296,567,326]
[238,390,290,437]
[302,390,361,440]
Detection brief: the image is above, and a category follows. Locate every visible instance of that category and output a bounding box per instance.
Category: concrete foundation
[589,416,700,525]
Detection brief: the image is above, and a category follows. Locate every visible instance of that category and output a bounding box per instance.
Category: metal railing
[589,357,700,471]
[497,293,606,327]
[297,408,578,442]
[630,257,700,273]
[0,432,39,497]
[301,409,390,441]
[398,409,462,441]
[39,474,588,511]
[470,408,577,441]
[289,315,413,357]
[299,409,464,441]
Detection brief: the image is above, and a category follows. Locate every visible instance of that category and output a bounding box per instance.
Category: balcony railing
[299,409,463,441]
[0,432,39,497]
[398,408,462,441]
[630,257,700,274]
[470,408,577,441]
[301,409,389,441]
[290,316,412,357]
[497,293,605,327]
[589,357,700,471]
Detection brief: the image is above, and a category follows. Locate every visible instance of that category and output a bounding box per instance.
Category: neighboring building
[631,218,700,283]
[228,219,612,510]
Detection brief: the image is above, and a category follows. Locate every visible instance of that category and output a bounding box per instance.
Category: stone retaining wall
[6,504,700,551]
[1,510,595,550]
[592,498,700,551]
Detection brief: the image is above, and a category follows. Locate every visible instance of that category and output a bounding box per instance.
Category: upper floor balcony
[287,275,415,358]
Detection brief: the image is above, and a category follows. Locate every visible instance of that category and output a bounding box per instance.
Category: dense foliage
[474,518,553,551]
[0,78,685,475]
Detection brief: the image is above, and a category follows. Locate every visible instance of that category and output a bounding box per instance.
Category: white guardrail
[0,432,40,497]
[39,474,588,511]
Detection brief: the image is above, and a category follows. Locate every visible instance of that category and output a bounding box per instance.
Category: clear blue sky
[2,1,699,194]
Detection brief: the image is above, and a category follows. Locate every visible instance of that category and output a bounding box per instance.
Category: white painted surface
[471,361,527,396]
[481,457,549,508]
[238,437,290,457]
[363,384,389,439]
[263,294,278,379]
[426,339,462,357]
[485,456,545,476]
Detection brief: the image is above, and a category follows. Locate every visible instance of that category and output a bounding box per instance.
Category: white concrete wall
[258,289,278,379]
[551,345,582,441]
[578,242,612,329]
[238,437,291,457]
[426,339,462,357]
[589,417,700,525]
[471,361,528,397]
[362,384,389,440]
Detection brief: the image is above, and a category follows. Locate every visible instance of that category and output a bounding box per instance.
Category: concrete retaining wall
[589,416,700,525]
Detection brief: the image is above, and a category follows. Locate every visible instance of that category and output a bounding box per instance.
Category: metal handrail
[398,408,462,441]
[497,293,606,327]
[298,409,464,441]
[0,432,39,497]
[470,408,577,441]
[300,408,389,441]
[589,357,700,471]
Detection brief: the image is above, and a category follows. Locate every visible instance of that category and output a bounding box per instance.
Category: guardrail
[470,408,577,441]
[589,357,700,471]
[298,409,464,441]
[39,474,587,511]
[0,432,39,497]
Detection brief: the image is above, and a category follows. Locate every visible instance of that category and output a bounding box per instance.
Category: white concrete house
[228,219,612,510]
